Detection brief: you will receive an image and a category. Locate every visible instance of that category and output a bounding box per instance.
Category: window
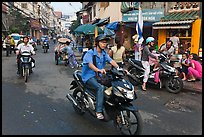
[21,3,27,9]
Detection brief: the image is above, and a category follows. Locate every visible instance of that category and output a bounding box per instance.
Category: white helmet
[146,37,155,44]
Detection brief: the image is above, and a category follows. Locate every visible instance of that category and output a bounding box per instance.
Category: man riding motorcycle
[81,34,120,119]
[16,36,36,75]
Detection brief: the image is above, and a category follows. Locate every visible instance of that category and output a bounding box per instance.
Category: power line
[68,2,78,12]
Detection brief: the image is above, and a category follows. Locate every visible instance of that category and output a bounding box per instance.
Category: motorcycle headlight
[117,86,135,100]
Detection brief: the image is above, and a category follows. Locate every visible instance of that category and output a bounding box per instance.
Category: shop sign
[122,9,164,22]
[30,19,41,29]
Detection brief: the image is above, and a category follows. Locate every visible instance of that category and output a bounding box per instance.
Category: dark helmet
[95,34,110,43]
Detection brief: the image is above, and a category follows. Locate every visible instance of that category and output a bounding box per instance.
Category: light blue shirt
[82,47,112,83]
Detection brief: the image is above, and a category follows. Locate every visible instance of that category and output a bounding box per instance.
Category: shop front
[30,18,41,39]
[153,10,201,55]
[122,9,164,49]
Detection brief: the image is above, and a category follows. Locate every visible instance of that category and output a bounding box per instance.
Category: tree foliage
[8,8,30,34]
[69,16,81,35]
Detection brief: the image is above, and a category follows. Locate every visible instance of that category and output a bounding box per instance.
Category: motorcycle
[19,50,34,82]
[66,68,143,135]
[43,41,49,53]
[126,52,183,94]
[53,37,56,44]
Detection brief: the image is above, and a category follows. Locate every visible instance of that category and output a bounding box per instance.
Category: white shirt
[170,36,179,48]
[17,43,35,54]
[160,44,174,56]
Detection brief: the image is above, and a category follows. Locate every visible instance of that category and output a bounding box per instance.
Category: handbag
[93,53,111,87]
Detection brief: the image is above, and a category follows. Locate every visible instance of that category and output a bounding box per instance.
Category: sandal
[187,79,196,82]
[141,85,146,91]
[96,112,104,120]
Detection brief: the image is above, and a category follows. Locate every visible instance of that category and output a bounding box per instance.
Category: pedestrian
[132,34,143,61]
[187,53,202,82]
[141,37,158,91]
[10,36,15,54]
[170,33,180,54]
[176,53,190,81]
[108,36,126,68]
[81,34,120,119]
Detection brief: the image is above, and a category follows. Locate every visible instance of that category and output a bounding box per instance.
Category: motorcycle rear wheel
[72,88,86,115]
[114,110,143,135]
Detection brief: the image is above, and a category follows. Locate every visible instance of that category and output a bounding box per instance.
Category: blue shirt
[82,47,112,83]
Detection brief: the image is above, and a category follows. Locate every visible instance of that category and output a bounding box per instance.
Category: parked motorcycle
[19,50,34,82]
[127,52,183,94]
[43,41,49,53]
[66,68,143,135]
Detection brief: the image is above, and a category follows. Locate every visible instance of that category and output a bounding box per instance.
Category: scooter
[19,50,35,82]
[43,41,49,53]
[127,52,183,94]
[66,68,143,135]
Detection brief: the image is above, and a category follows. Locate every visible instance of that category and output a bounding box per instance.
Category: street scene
[2,2,202,135]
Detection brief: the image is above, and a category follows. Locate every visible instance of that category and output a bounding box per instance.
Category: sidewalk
[183,79,202,93]
[73,49,202,94]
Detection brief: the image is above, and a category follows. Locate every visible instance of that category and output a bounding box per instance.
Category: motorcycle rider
[43,38,49,49]
[141,37,158,91]
[16,36,36,75]
[82,34,120,119]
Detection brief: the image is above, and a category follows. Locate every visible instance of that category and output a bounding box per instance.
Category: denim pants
[86,77,105,113]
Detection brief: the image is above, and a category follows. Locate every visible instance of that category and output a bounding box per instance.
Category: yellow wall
[158,29,166,48]
[191,19,201,54]
[97,2,122,22]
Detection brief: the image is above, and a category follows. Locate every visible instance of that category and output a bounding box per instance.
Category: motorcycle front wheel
[165,77,183,94]
[24,68,29,83]
[114,110,143,135]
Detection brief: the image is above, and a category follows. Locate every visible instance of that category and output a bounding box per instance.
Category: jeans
[86,77,105,113]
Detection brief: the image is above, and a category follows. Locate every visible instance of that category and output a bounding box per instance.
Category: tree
[69,15,81,35]
[8,8,30,34]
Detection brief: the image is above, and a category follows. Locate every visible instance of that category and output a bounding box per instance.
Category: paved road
[2,43,202,135]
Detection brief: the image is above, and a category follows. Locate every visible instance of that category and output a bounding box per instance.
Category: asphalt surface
[2,42,202,135]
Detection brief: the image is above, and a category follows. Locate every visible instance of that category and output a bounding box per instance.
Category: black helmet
[95,34,110,43]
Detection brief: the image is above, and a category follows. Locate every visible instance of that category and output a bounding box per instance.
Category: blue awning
[104,27,115,38]
[105,21,120,30]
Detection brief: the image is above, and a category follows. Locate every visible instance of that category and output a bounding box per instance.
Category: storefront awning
[153,25,191,29]
[153,20,194,26]
[160,10,199,21]
[152,10,199,30]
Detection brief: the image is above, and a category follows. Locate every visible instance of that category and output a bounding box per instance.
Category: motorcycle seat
[131,59,144,69]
